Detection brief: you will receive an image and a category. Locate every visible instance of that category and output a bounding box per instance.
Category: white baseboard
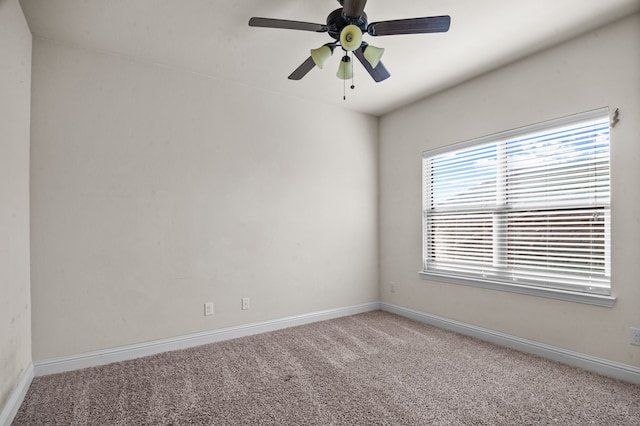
[34,302,381,377]
[0,363,33,426]
[380,302,640,385]
[29,300,640,386]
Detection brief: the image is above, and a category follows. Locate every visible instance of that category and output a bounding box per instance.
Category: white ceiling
[19,0,640,116]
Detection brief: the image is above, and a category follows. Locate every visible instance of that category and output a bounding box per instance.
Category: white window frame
[420,108,616,308]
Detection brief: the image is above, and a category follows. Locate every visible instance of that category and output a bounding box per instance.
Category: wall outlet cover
[204,302,214,316]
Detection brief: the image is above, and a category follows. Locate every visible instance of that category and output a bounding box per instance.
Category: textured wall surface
[29,39,379,360]
[0,0,32,410]
[380,14,640,366]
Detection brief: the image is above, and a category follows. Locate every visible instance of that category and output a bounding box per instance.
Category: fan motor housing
[327,8,367,40]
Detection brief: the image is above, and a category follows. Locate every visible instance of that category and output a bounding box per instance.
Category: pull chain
[351,52,355,91]
[343,52,355,101]
[343,76,346,100]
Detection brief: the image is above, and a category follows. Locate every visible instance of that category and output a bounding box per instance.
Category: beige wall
[18,0,639,373]
[29,39,379,360]
[0,0,32,409]
[380,13,640,366]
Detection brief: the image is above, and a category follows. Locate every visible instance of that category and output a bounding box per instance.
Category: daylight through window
[422,109,611,296]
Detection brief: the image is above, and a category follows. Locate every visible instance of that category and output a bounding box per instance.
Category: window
[421,108,614,306]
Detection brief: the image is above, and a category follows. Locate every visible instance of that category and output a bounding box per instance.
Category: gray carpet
[14,311,640,425]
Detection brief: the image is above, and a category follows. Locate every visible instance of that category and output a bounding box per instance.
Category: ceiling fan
[248,0,451,83]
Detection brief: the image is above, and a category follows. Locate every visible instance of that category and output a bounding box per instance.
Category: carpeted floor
[13,311,640,425]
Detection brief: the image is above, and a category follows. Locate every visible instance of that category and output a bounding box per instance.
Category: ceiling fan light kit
[362,44,385,69]
[340,24,363,51]
[249,0,450,89]
[310,44,335,69]
[336,55,354,80]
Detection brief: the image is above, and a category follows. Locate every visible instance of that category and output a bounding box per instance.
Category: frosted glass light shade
[363,45,385,69]
[340,25,363,51]
[310,45,333,69]
[336,56,353,80]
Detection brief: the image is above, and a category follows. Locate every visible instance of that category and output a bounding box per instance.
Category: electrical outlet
[389,282,396,293]
[204,302,214,316]
[241,297,250,310]
[629,327,640,346]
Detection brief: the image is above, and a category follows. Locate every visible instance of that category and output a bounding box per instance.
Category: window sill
[418,271,617,308]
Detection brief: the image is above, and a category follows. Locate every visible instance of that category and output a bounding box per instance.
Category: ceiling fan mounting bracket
[327,8,367,41]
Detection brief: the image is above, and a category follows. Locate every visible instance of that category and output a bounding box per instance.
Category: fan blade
[368,15,451,36]
[288,57,317,80]
[342,0,367,19]
[353,47,390,82]
[249,17,327,33]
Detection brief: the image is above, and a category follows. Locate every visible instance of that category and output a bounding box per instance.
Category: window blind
[423,109,611,295]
